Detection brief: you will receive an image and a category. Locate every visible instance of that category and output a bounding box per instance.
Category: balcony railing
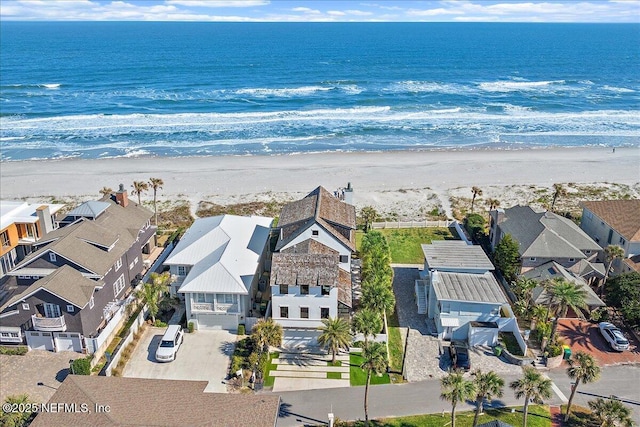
[192,302,215,312]
[32,315,66,332]
[191,302,239,313]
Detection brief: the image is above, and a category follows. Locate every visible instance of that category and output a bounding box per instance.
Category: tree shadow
[218,340,236,357]
[55,368,70,382]
[278,401,328,426]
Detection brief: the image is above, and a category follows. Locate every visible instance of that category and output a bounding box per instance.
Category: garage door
[26,331,55,351]
[283,329,319,349]
[197,313,238,331]
[468,327,498,347]
[55,332,83,352]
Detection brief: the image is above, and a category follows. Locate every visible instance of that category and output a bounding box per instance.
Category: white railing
[371,220,455,229]
[191,302,239,313]
[32,315,66,332]
[192,302,215,311]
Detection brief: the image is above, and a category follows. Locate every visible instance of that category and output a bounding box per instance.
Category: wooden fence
[371,220,455,229]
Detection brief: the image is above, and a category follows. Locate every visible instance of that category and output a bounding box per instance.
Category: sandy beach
[1,147,639,219]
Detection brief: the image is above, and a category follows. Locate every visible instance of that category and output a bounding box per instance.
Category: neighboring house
[489,205,602,273]
[0,200,64,277]
[0,186,156,352]
[164,215,273,331]
[417,241,520,349]
[271,186,355,332]
[580,199,640,274]
[30,375,281,427]
[522,261,606,313]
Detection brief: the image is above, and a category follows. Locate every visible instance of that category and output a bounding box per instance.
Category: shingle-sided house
[271,187,355,332]
[489,205,602,273]
[580,199,640,274]
[164,215,273,331]
[0,187,155,352]
[30,375,281,427]
[417,241,516,347]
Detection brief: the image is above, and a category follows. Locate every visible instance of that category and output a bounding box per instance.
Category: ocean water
[0,22,638,161]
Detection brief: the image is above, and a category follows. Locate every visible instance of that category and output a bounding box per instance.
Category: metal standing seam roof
[166,215,273,295]
[432,271,507,304]
[0,200,65,230]
[422,240,495,271]
[66,200,111,218]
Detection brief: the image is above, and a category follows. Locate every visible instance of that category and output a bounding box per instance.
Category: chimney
[115,183,129,207]
[36,205,54,236]
[343,182,353,205]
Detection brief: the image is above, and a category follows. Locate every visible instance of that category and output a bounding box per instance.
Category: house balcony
[191,302,239,313]
[32,315,67,332]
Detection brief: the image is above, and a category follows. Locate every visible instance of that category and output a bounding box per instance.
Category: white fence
[85,301,128,361]
[371,220,455,229]
[452,221,473,245]
[103,304,149,376]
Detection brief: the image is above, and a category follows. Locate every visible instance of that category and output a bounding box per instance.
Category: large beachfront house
[0,186,156,353]
[489,205,602,273]
[580,199,640,275]
[164,215,273,331]
[0,200,65,278]
[271,186,355,336]
[417,241,522,349]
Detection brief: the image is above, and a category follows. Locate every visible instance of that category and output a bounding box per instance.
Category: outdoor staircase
[415,281,427,314]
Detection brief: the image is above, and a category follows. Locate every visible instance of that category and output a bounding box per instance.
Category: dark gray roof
[422,240,494,272]
[523,261,605,308]
[498,206,600,258]
[432,271,507,304]
[2,265,100,310]
[30,376,280,427]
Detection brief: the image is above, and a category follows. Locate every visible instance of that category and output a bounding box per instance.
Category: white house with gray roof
[489,205,602,273]
[164,215,273,331]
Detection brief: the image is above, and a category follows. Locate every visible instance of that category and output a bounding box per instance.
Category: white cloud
[344,9,373,16]
[291,7,321,14]
[327,10,346,16]
[165,0,269,6]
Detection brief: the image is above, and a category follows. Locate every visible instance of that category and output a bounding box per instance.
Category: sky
[0,0,638,22]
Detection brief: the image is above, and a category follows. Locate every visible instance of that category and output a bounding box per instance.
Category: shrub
[70,357,91,375]
[464,213,486,241]
[153,320,168,328]
[590,307,609,323]
[546,340,564,357]
[230,355,244,374]
[535,320,552,342]
[0,346,28,356]
[237,324,246,336]
[188,321,195,333]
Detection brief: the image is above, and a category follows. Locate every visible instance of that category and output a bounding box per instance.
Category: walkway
[550,405,563,427]
[271,351,350,392]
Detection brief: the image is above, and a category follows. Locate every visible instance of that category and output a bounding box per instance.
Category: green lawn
[356,228,457,264]
[262,352,279,388]
[327,372,342,379]
[350,353,391,386]
[386,310,404,378]
[346,405,551,427]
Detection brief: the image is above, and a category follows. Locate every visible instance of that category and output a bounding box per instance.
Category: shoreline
[2,146,639,219]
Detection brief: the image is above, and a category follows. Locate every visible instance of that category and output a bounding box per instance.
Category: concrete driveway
[123,326,236,393]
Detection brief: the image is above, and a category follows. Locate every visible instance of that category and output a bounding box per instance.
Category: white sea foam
[234,86,332,97]
[478,80,566,92]
[602,85,635,93]
[41,83,61,89]
[386,81,472,95]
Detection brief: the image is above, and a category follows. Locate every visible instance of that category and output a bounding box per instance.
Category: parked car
[449,341,471,371]
[598,322,630,352]
[156,325,184,362]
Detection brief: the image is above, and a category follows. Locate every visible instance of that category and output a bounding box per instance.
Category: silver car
[598,322,630,352]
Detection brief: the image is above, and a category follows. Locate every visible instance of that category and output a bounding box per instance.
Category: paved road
[273,374,553,427]
[547,365,640,425]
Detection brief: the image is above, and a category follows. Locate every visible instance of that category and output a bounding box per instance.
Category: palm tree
[588,398,634,427]
[131,180,149,205]
[550,183,567,212]
[360,206,378,233]
[1,394,34,427]
[472,370,505,427]
[251,318,283,353]
[549,279,588,342]
[360,342,387,427]
[352,309,382,346]
[512,277,537,309]
[361,278,395,358]
[510,366,553,427]
[470,186,483,212]
[99,186,113,198]
[440,370,476,427]
[530,304,549,332]
[148,177,164,226]
[317,317,352,363]
[135,280,165,323]
[565,351,601,421]
[486,198,500,223]
[603,245,625,295]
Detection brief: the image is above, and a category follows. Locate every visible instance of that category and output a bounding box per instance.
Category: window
[115,259,122,271]
[113,274,126,297]
[177,265,188,276]
[300,307,309,319]
[300,285,309,295]
[67,305,75,313]
[49,252,57,262]
[22,303,29,310]
[18,276,31,280]
[440,302,451,313]
[585,250,591,254]
[44,303,61,318]
[279,284,289,295]
[219,294,233,304]
[607,229,613,244]
[0,332,19,339]
[196,293,206,303]
[0,230,9,247]
[321,308,330,319]
[569,258,575,262]
[529,257,536,261]
[129,261,135,270]
[280,306,289,318]
[619,237,626,246]
[312,230,319,237]
[134,256,139,265]
[339,255,348,263]
[321,285,331,296]
[88,296,94,309]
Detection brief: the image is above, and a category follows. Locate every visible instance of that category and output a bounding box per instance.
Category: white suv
[598,322,630,352]
[155,325,184,362]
